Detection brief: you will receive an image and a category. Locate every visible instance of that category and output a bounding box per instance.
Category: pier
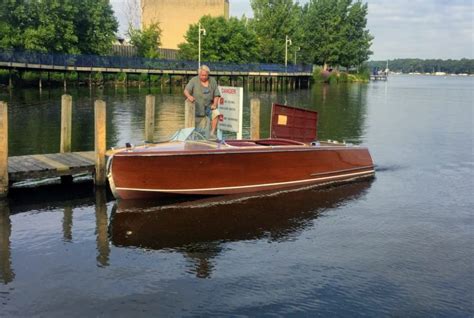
[0,50,313,90]
[0,96,108,198]
[370,74,388,81]
[8,152,95,184]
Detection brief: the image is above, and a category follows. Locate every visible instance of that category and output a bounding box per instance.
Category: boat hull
[108,146,375,200]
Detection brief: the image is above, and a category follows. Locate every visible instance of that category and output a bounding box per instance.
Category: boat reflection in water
[110,180,373,278]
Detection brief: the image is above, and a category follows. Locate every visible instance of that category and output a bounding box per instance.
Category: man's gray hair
[199,65,211,74]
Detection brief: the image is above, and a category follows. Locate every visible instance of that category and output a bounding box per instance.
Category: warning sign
[217,86,243,139]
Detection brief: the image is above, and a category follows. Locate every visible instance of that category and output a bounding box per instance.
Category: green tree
[178,15,259,63]
[367,58,474,74]
[128,22,162,58]
[250,0,301,63]
[302,0,372,69]
[339,1,373,68]
[0,0,38,49]
[0,0,118,55]
[75,0,119,55]
[303,0,347,68]
[22,0,79,53]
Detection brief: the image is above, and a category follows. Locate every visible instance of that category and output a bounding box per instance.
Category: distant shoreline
[388,72,473,77]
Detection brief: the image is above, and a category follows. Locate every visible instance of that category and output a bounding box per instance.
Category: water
[1,75,473,316]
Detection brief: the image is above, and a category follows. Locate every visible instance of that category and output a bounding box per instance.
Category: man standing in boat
[184,65,221,138]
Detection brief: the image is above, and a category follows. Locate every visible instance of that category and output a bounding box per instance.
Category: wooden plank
[9,159,44,173]
[62,153,94,166]
[42,153,78,168]
[11,156,52,171]
[45,153,79,167]
[250,98,261,140]
[145,95,155,142]
[43,153,94,171]
[95,101,107,186]
[60,95,72,153]
[7,162,20,173]
[75,151,95,162]
[30,154,70,172]
[8,158,33,173]
[8,152,96,183]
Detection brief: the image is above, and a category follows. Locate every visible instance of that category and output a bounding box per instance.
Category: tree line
[0,0,373,69]
[368,59,474,74]
[177,0,373,68]
[0,0,118,55]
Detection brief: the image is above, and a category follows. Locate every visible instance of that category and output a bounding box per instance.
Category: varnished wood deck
[8,151,96,183]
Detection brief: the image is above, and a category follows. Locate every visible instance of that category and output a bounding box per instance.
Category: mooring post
[94,100,106,186]
[184,100,195,128]
[0,102,8,198]
[145,95,155,142]
[60,94,72,153]
[250,98,261,140]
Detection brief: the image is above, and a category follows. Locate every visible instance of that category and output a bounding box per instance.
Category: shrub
[313,66,326,83]
[328,72,339,84]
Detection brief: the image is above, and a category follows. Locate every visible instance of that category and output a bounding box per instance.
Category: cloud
[367,0,473,59]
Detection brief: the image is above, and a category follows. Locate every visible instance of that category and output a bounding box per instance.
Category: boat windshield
[169,128,207,142]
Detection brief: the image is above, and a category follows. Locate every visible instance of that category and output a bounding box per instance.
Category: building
[141,0,230,50]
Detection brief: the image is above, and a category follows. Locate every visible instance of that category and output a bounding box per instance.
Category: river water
[0,75,473,316]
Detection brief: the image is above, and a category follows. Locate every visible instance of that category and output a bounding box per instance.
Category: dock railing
[0,49,313,74]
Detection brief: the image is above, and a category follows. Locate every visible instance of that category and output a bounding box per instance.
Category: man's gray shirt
[185,76,221,117]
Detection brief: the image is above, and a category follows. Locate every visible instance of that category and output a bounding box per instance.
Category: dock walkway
[8,152,95,183]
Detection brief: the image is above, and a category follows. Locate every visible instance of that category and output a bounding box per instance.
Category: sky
[110,0,474,60]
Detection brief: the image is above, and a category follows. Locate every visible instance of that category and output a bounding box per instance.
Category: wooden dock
[370,74,388,81]
[8,152,95,183]
[1,96,108,198]
[0,49,313,91]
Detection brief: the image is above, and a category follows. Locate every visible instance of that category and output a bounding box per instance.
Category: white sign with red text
[218,86,243,139]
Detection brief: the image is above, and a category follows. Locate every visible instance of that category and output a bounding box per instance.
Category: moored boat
[107,104,374,200]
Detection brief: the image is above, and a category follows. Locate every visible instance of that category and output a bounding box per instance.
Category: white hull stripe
[115,170,375,193]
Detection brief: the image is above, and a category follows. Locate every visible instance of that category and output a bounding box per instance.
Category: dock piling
[250,98,261,140]
[184,100,195,128]
[145,95,155,142]
[60,95,72,153]
[94,100,106,186]
[0,102,8,198]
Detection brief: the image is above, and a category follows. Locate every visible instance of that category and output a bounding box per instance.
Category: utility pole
[198,23,207,69]
[294,47,300,65]
[285,35,292,70]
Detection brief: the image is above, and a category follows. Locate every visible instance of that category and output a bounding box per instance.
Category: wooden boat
[107,104,375,200]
